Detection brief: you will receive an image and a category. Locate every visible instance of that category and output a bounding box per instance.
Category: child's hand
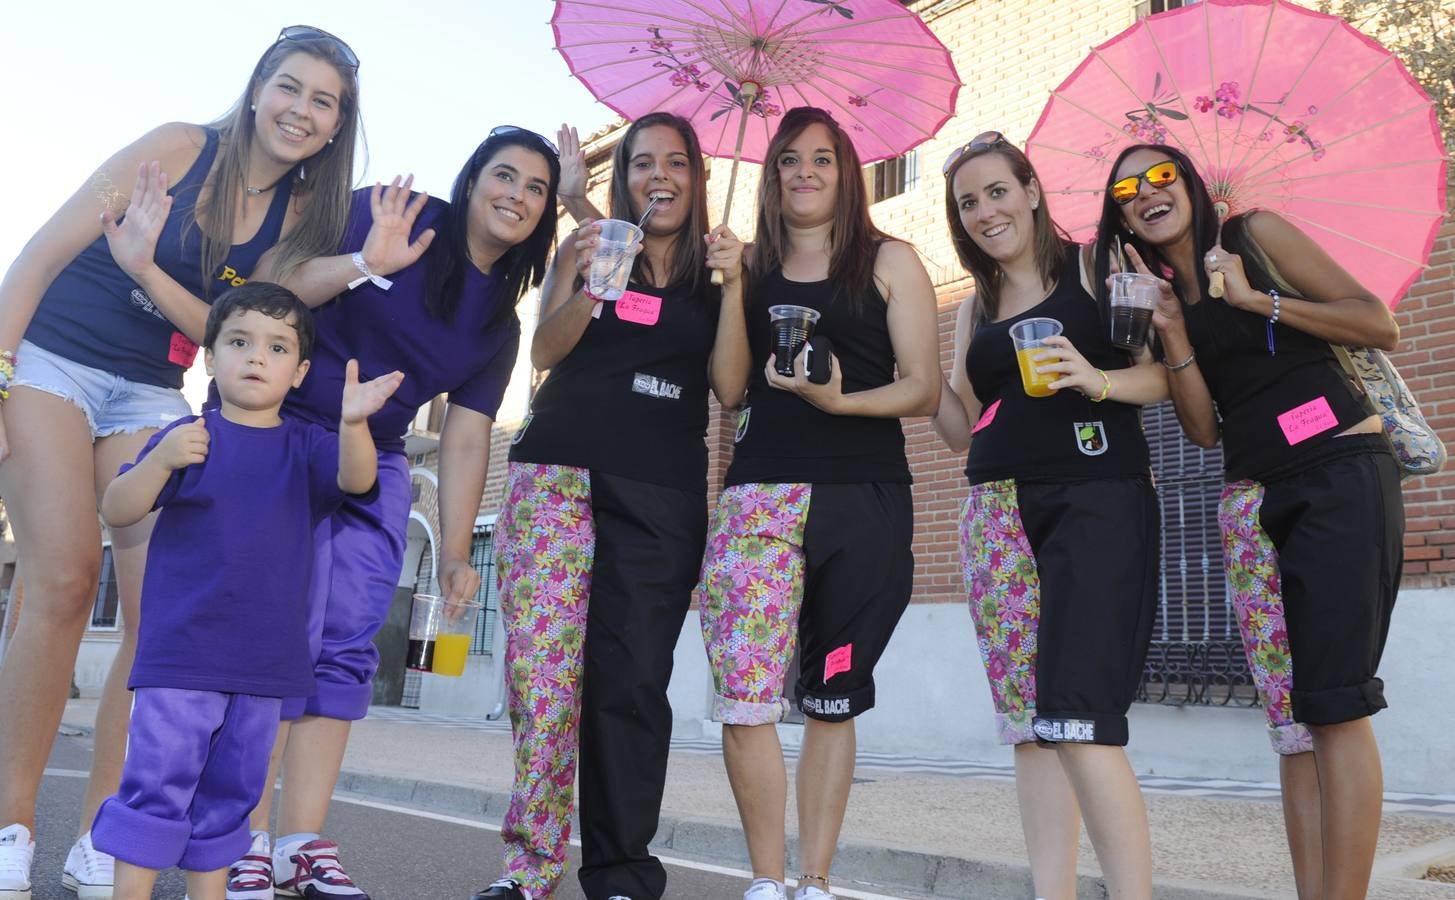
[153,418,209,470]
[341,359,404,425]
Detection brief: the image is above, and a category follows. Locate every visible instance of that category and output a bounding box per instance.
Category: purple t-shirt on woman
[123,409,351,697]
[282,191,522,452]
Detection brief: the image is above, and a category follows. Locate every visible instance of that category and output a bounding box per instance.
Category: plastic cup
[1109,273,1159,350]
[1008,317,1064,398]
[406,593,443,672]
[768,305,822,377]
[430,598,482,677]
[588,219,644,302]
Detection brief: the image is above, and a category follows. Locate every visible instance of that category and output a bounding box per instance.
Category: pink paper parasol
[1026,0,1447,307]
[552,0,960,225]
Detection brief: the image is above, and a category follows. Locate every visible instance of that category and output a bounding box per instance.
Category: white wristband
[347,251,393,291]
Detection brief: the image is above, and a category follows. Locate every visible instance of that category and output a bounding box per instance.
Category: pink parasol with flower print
[552,0,960,226]
[1025,0,1447,307]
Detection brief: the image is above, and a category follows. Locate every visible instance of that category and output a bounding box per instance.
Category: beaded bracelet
[1089,368,1111,403]
[1266,288,1281,356]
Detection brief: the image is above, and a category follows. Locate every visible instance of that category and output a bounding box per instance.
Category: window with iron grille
[1139,401,1257,707]
[870,151,918,204]
[91,544,120,630]
[467,525,498,656]
[1135,0,1197,18]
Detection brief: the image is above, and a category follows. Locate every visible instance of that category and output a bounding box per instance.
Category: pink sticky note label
[972,399,1001,434]
[1277,396,1338,446]
[614,290,661,326]
[168,332,199,367]
[824,644,853,681]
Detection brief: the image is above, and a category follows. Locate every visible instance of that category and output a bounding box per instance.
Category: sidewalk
[65,701,1455,899]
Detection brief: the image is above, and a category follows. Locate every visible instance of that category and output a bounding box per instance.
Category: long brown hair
[607,112,710,297]
[749,107,890,310]
[942,137,1066,323]
[190,31,363,293]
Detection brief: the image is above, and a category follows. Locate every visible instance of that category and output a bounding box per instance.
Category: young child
[90,282,403,900]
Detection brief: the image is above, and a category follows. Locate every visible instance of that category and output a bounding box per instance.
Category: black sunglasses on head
[942,130,1011,175]
[277,25,359,70]
[488,125,560,158]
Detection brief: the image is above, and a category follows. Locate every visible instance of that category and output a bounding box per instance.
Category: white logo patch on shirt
[632,372,682,401]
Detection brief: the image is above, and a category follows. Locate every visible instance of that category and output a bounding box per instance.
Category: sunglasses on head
[1111,161,1179,205]
[277,25,359,70]
[942,130,1010,176]
[488,125,560,158]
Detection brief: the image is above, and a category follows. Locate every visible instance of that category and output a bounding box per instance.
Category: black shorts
[961,476,1160,747]
[1221,438,1403,744]
[700,482,915,724]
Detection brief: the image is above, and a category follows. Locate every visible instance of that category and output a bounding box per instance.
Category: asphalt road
[32,731,910,900]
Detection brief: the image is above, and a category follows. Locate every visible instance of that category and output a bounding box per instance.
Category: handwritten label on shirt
[824,644,853,681]
[972,399,1001,434]
[168,332,199,367]
[1277,395,1338,446]
[614,290,661,326]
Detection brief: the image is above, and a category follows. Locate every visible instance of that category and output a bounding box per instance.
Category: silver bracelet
[1163,351,1197,371]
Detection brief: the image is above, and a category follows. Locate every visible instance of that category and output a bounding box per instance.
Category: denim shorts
[11,339,192,439]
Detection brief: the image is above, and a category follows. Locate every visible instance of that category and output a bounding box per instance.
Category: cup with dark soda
[769,304,821,377]
[1108,272,1159,350]
[406,592,444,672]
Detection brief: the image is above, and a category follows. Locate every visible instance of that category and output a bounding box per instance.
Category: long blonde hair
[188,31,363,292]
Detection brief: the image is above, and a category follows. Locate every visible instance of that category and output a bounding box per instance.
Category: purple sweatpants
[282,453,411,721]
[91,688,281,871]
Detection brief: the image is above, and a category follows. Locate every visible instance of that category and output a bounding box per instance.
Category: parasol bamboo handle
[712,81,760,287]
[1208,201,1229,299]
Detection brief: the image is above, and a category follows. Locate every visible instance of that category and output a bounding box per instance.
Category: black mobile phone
[804,335,834,385]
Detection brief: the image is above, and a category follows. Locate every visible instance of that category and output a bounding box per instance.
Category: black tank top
[1185,215,1373,482]
[509,280,719,492]
[726,262,910,487]
[964,243,1150,484]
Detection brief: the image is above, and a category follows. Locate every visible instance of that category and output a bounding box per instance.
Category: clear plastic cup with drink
[588,219,644,302]
[431,598,483,677]
[1008,317,1064,398]
[405,593,482,677]
[1108,272,1159,350]
[768,305,821,377]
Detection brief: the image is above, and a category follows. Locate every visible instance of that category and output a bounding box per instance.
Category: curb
[335,769,1281,900]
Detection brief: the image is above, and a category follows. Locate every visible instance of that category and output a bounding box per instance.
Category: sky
[0,1,616,410]
[0,1,614,272]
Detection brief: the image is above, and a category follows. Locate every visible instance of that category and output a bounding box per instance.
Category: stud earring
[250,104,256,111]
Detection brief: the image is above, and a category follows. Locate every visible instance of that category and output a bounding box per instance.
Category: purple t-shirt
[282,191,522,453]
[124,409,349,697]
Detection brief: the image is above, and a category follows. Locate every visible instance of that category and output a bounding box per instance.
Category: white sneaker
[227,831,274,900]
[61,831,113,898]
[793,886,836,900]
[744,879,787,900]
[274,837,368,898]
[0,824,35,900]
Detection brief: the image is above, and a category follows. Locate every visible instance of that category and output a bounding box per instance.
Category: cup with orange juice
[1009,317,1064,398]
[405,592,481,677]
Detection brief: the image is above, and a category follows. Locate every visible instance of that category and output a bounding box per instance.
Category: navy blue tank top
[26,128,293,389]
[964,243,1150,485]
[726,261,910,487]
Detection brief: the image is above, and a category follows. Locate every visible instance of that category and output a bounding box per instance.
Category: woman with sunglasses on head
[696,107,940,900]
[182,125,563,900]
[471,111,746,900]
[934,133,1166,900]
[0,26,361,899]
[1095,143,1401,900]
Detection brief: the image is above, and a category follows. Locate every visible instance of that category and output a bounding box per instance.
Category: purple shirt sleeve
[444,325,521,420]
[116,415,197,509]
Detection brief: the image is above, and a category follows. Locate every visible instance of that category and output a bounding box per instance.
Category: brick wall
[457,0,1454,597]
[1390,210,1455,587]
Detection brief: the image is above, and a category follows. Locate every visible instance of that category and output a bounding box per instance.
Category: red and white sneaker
[226,831,274,900]
[273,839,369,899]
